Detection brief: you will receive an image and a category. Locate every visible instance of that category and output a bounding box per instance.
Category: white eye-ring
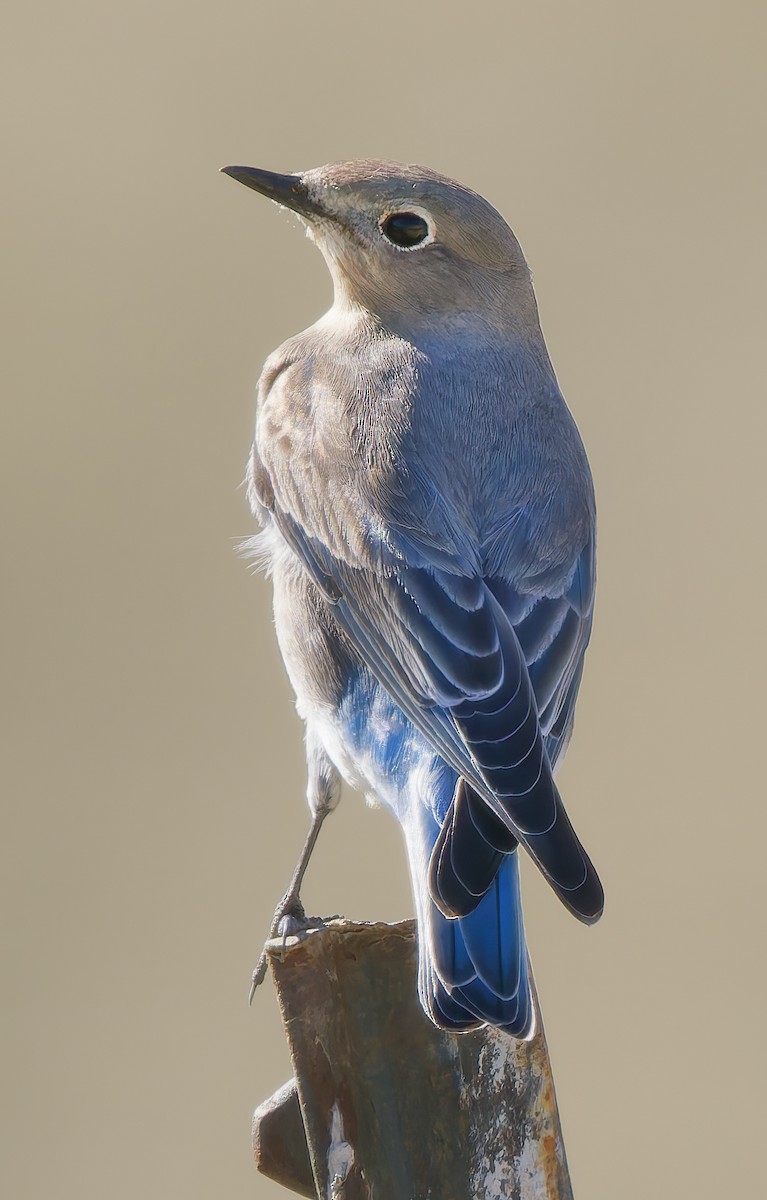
[379,206,436,251]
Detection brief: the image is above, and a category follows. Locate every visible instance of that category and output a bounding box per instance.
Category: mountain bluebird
[223,160,603,1038]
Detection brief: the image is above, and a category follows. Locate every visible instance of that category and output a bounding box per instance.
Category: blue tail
[407,802,534,1039]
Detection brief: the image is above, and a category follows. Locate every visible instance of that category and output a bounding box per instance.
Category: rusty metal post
[253,919,573,1199]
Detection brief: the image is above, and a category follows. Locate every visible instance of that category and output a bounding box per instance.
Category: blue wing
[268,498,602,926]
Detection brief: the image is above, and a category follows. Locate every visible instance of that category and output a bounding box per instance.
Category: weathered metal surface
[257,919,573,1200]
[252,1078,314,1197]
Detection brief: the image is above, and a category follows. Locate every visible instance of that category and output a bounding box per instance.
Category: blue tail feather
[430,855,533,1038]
[429,973,483,1031]
[410,802,534,1039]
[459,853,526,1001]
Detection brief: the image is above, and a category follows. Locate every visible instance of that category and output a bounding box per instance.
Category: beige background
[3,2,765,1197]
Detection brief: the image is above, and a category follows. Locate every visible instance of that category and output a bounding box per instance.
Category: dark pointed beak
[220,165,322,218]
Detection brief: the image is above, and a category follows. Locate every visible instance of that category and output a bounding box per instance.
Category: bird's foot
[248,892,339,1003]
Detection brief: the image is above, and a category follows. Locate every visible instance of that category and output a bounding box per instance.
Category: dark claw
[249,953,270,1004]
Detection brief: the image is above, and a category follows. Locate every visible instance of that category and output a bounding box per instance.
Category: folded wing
[263,486,602,924]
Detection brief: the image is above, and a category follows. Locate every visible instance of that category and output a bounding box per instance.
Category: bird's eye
[380,211,431,249]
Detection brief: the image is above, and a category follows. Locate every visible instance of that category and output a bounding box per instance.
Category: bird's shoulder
[255,316,418,456]
[249,317,439,569]
[249,316,593,590]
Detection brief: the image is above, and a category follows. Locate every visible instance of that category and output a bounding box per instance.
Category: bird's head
[222,159,540,336]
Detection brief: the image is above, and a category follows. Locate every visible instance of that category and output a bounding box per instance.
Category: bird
[222,159,603,1039]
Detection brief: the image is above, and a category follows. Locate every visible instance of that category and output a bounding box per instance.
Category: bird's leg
[249,742,341,1002]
